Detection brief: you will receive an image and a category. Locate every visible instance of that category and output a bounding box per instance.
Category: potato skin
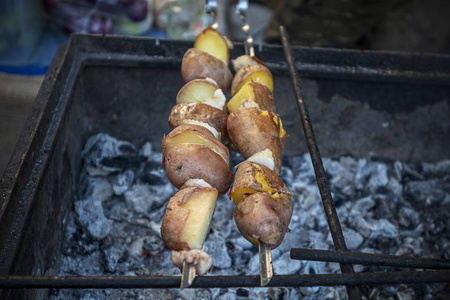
[163,143,233,195]
[163,123,229,163]
[227,107,286,174]
[234,191,293,249]
[231,64,273,96]
[161,187,216,251]
[168,103,230,146]
[247,82,276,112]
[229,161,292,198]
[181,48,233,93]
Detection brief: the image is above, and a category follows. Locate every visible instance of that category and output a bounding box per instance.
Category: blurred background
[1,0,450,176]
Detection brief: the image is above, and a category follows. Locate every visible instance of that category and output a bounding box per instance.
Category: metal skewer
[205,0,219,30]
[180,261,196,289]
[258,241,273,286]
[236,0,254,57]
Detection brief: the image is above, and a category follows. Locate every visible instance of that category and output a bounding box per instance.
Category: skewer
[236,0,254,57]
[258,241,273,286]
[180,261,196,289]
[205,0,219,30]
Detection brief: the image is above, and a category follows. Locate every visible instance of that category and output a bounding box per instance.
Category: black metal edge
[1,270,450,289]
[0,43,84,275]
[290,248,450,270]
[66,33,450,85]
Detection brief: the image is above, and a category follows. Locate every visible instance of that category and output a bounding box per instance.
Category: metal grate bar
[291,248,450,269]
[1,271,449,289]
[279,26,362,300]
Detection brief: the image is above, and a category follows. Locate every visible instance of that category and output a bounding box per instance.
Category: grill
[0,32,449,299]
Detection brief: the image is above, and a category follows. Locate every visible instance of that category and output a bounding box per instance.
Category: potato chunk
[229,161,293,205]
[227,82,275,114]
[231,64,273,96]
[181,48,232,93]
[163,124,229,164]
[194,27,230,63]
[161,187,218,250]
[234,191,293,249]
[168,103,230,146]
[227,107,287,174]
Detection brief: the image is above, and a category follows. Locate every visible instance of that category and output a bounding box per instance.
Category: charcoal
[435,160,450,176]
[398,206,420,228]
[78,173,113,201]
[205,230,232,269]
[81,133,141,176]
[74,198,112,239]
[405,179,446,206]
[58,133,450,299]
[342,227,364,250]
[267,287,290,300]
[140,170,166,186]
[273,252,302,275]
[123,184,154,214]
[139,141,153,159]
[111,169,135,195]
[102,245,123,273]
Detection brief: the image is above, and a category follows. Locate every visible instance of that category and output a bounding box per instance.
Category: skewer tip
[180,261,196,289]
[258,241,273,286]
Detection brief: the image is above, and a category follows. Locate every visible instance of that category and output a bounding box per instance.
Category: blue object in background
[0,0,168,76]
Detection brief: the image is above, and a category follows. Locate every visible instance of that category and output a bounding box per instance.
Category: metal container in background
[0,33,449,299]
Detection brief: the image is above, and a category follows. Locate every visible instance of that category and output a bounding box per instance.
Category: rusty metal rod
[1,271,450,289]
[279,26,362,300]
[291,248,450,269]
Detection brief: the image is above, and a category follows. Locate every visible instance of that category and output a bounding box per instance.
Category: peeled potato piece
[232,54,266,72]
[229,161,293,206]
[168,103,230,146]
[161,187,218,251]
[227,82,275,114]
[227,107,288,174]
[163,124,229,164]
[176,79,226,111]
[181,48,233,93]
[234,191,293,249]
[231,64,273,96]
[194,27,230,63]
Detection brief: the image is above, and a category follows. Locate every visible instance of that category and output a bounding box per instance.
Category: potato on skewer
[161,27,234,287]
[227,107,287,175]
[231,64,273,96]
[161,186,218,275]
[181,28,233,93]
[162,124,233,195]
[227,82,275,114]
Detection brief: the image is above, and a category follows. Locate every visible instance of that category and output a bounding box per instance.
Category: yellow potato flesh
[194,29,228,63]
[259,111,286,139]
[178,82,217,104]
[231,170,279,205]
[165,131,227,163]
[233,71,273,96]
[227,82,254,114]
[182,189,218,249]
[272,115,287,139]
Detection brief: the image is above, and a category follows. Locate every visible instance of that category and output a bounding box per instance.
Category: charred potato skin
[160,188,194,250]
[163,143,233,195]
[229,161,292,198]
[227,107,286,174]
[161,187,217,251]
[181,48,233,93]
[233,192,293,249]
[168,103,230,146]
